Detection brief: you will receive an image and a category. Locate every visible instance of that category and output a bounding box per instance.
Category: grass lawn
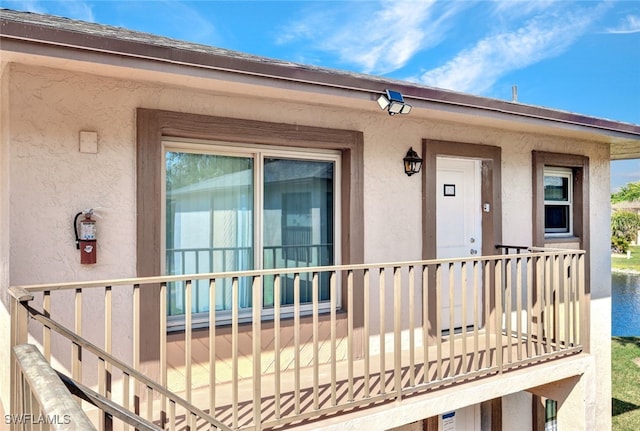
[612,245,640,272]
[612,337,640,431]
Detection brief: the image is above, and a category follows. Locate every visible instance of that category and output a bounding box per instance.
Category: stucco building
[2,9,640,431]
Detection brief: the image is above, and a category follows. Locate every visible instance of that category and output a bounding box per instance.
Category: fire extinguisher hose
[73,211,83,249]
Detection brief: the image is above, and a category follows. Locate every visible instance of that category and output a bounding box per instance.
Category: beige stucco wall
[0,61,12,414]
[0,62,612,429]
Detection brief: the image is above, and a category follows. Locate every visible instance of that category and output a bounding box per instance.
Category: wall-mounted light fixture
[403,147,422,176]
[377,89,411,115]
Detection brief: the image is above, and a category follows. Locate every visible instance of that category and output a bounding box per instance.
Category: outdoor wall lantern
[377,89,412,115]
[403,147,422,176]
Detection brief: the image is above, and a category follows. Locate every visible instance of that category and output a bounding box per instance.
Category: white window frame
[544,167,573,237]
[161,138,342,328]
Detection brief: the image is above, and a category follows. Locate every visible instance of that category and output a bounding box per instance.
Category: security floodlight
[377,89,412,116]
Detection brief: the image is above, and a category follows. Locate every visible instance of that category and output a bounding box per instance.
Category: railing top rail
[57,372,164,431]
[12,344,97,431]
[23,305,232,430]
[12,247,585,293]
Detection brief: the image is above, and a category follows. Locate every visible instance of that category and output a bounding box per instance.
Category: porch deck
[164,329,579,430]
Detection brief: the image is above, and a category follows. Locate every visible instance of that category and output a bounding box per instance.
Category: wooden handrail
[8,286,33,302]
[56,372,162,431]
[23,305,231,431]
[12,247,586,293]
[11,344,96,430]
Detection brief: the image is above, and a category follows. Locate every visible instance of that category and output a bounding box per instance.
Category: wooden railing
[9,247,586,430]
[10,343,96,430]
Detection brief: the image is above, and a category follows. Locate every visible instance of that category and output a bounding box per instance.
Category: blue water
[612,272,640,336]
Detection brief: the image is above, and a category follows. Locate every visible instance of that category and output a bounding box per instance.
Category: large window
[544,167,573,235]
[164,140,340,325]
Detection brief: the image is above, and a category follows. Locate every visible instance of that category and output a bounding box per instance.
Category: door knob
[470,249,478,255]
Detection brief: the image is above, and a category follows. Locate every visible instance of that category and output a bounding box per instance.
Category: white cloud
[155,1,217,43]
[328,1,434,73]
[606,15,640,34]
[417,6,600,94]
[277,0,466,74]
[491,0,558,17]
[61,1,94,22]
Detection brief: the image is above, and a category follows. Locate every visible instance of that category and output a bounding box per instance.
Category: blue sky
[3,0,640,190]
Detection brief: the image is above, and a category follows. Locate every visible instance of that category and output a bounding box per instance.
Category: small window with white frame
[544,167,573,236]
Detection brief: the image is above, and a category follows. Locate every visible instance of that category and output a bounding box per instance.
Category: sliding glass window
[164,141,340,326]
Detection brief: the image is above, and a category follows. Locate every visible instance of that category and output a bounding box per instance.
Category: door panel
[436,157,482,330]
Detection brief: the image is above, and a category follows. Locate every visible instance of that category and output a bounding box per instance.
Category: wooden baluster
[363,268,371,398]
[252,275,262,429]
[393,266,402,400]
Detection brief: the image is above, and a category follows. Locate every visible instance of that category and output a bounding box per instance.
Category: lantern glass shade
[403,147,423,176]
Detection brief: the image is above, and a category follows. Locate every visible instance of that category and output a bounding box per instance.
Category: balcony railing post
[408,265,416,387]
[209,278,217,417]
[330,271,338,405]
[578,253,588,351]
[363,268,371,398]
[448,262,455,378]
[435,264,442,380]
[483,260,491,370]
[347,269,355,402]
[526,256,533,358]
[72,288,82,391]
[101,285,114,431]
[461,261,468,374]
[504,258,512,365]
[9,286,34,426]
[421,264,429,384]
[312,272,320,410]
[563,253,571,348]
[535,255,544,355]
[231,276,239,429]
[184,280,193,403]
[553,255,561,351]
[494,259,503,374]
[393,266,402,401]
[293,272,301,415]
[515,257,523,361]
[252,275,263,430]
[132,283,140,417]
[274,275,282,419]
[571,254,578,347]
[378,267,386,394]
[472,261,480,372]
[43,290,51,362]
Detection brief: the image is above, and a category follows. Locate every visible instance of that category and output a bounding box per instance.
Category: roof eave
[2,9,639,144]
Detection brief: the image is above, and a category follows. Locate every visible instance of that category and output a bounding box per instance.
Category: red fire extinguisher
[74,209,97,264]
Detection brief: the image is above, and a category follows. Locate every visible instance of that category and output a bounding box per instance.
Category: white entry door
[436,157,482,331]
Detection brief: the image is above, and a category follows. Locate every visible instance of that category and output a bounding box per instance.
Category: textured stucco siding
[1,63,612,430]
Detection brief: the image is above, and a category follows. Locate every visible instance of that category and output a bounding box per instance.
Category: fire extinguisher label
[80,222,96,240]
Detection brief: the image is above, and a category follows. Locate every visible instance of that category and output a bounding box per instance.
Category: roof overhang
[2,9,639,159]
